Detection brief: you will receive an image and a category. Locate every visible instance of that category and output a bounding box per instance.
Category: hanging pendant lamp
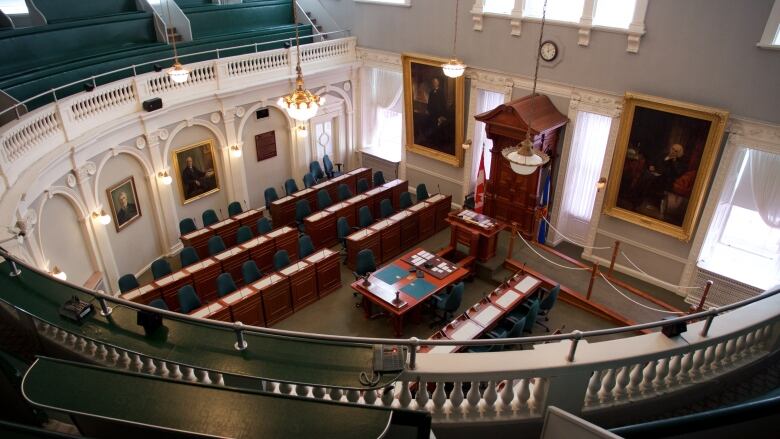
[442,0,466,78]
[165,0,189,84]
[278,6,323,121]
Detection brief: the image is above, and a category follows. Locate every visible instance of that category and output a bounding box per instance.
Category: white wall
[39,195,95,286]
[240,106,292,209]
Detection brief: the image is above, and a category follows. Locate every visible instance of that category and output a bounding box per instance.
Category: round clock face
[540,41,558,62]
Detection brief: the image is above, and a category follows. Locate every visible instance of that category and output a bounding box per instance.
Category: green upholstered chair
[298,234,315,258]
[354,249,376,279]
[337,217,351,250]
[149,298,169,311]
[431,281,464,325]
[303,172,316,189]
[273,249,290,270]
[487,316,526,340]
[264,187,279,209]
[118,273,139,293]
[507,299,541,334]
[202,209,219,227]
[416,183,429,201]
[358,205,373,228]
[316,189,333,210]
[242,260,263,285]
[379,198,394,219]
[216,273,237,297]
[236,225,253,245]
[179,246,200,267]
[399,192,413,209]
[227,201,243,217]
[309,160,325,182]
[207,235,226,256]
[256,217,272,234]
[535,284,560,331]
[337,183,352,201]
[295,199,311,233]
[177,285,202,313]
[323,154,342,178]
[284,178,299,195]
[179,218,197,235]
[356,178,370,194]
[373,171,385,187]
[151,259,172,280]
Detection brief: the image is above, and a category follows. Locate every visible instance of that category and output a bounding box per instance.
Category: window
[483,0,515,15]
[593,0,635,29]
[758,0,780,48]
[524,0,584,23]
[774,23,780,45]
[354,0,410,6]
[375,107,402,151]
[314,120,335,161]
[0,0,27,14]
[361,67,403,162]
[470,89,505,185]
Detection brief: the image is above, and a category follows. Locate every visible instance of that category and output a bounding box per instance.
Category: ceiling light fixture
[502,0,551,176]
[278,6,323,121]
[296,125,308,137]
[442,0,466,78]
[165,0,189,84]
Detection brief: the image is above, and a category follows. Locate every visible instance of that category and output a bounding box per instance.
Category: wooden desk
[279,260,318,311]
[488,274,541,311]
[442,314,486,342]
[383,178,407,210]
[240,235,275,274]
[448,209,505,262]
[425,193,453,233]
[347,167,372,191]
[270,170,368,227]
[345,228,381,271]
[465,297,505,330]
[153,271,192,312]
[189,301,232,322]
[390,210,419,250]
[305,248,341,297]
[348,193,373,221]
[363,185,392,219]
[213,246,250,286]
[222,285,265,327]
[270,195,297,227]
[325,201,355,230]
[370,218,401,263]
[303,210,337,249]
[232,208,264,235]
[326,173,354,198]
[180,227,214,260]
[253,273,292,326]
[267,226,298,261]
[350,248,469,336]
[408,200,435,240]
[182,258,221,304]
[208,218,240,248]
[120,284,162,306]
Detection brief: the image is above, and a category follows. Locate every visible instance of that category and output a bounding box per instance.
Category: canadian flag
[474,150,486,213]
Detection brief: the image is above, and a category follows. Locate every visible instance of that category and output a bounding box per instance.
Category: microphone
[218,208,224,220]
[243,200,248,210]
[437,184,441,195]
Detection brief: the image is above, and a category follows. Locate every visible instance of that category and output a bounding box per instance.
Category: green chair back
[151,259,172,280]
[264,187,279,209]
[373,171,385,186]
[317,189,332,210]
[180,246,200,267]
[337,216,351,246]
[416,183,429,201]
[149,298,169,310]
[356,178,370,194]
[355,249,376,277]
[284,178,299,195]
[207,235,226,256]
[399,192,413,209]
[273,249,290,270]
[227,201,243,217]
[118,273,139,293]
[540,285,560,313]
[257,217,272,234]
[298,235,315,258]
[358,205,373,228]
[338,183,352,201]
[303,173,316,189]
[202,209,219,227]
[242,260,263,284]
[179,218,197,235]
[216,273,237,297]
[438,282,464,313]
[523,300,541,333]
[295,199,311,223]
[507,316,526,339]
[236,225,253,244]
[309,161,325,181]
[177,284,202,313]
[323,154,335,177]
[380,198,394,219]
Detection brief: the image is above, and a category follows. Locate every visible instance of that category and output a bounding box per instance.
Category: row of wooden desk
[122,225,300,312]
[270,167,373,228]
[304,178,408,250]
[188,248,342,327]
[179,207,266,260]
[345,193,452,270]
[417,273,542,353]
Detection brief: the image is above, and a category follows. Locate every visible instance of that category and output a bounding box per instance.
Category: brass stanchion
[608,240,621,277]
[586,262,598,301]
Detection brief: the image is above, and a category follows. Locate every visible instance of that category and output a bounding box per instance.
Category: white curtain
[558,111,612,241]
[470,89,505,187]
[749,149,780,228]
[362,67,402,149]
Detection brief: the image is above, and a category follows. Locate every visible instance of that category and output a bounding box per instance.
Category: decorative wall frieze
[356,48,402,71]
[726,118,780,151]
[210,112,222,124]
[75,162,96,183]
[135,136,146,149]
[570,91,623,117]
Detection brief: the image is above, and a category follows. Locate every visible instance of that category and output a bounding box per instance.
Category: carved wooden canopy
[474,94,568,141]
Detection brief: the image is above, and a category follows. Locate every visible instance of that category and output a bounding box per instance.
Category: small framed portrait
[402,53,465,167]
[107,176,142,232]
[604,93,729,241]
[172,139,220,204]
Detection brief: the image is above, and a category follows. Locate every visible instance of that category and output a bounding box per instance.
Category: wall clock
[540,40,558,62]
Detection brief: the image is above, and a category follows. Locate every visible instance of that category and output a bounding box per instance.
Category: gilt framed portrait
[402,53,465,167]
[172,140,220,205]
[604,93,729,241]
[107,176,141,232]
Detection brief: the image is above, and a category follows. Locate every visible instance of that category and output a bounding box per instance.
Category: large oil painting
[604,93,728,240]
[402,54,464,167]
[106,176,141,232]
[172,140,220,204]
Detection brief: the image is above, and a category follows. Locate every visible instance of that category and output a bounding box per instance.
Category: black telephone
[59,296,93,323]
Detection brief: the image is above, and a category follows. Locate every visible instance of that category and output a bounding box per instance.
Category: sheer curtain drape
[749,149,780,228]
[557,111,612,242]
[362,68,402,149]
[470,89,505,186]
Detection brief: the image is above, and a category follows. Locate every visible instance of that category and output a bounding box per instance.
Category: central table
[350,248,469,336]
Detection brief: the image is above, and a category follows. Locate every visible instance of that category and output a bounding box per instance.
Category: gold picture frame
[106,176,141,232]
[172,139,221,205]
[603,93,729,241]
[402,53,465,167]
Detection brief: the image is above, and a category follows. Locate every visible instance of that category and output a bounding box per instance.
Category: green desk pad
[400,279,436,300]
[373,264,410,285]
[23,357,392,439]
[0,262,399,389]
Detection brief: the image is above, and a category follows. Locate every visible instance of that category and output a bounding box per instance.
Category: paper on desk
[450,320,483,341]
[427,345,459,354]
[495,290,520,308]
[515,276,539,293]
[472,305,502,327]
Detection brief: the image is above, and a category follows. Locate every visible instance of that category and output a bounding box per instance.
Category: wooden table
[350,248,469,336]
[267,226,298,261]
[208,218,240,248]
[389,210,419,250]
[425,193,453,233]
[489,274,542,311]
[221,285,265,327]
[213,246,250,286]
[324,200,355,230]
[305,248,342,297]
[270,171,364,227]
[253,273,292,326]
[120,284,161,306]
[240,235,276,274]
[347,167,372,191]
[179,208,265,259]
[153,271,192,312]
[270,194,297,228]
[448,209,505,262]
[345,228,381,270]
[303,209,337,249]
[182,257,221,304]
[383,178,407,210]
[232,208,265,235]
[279,260,318,311]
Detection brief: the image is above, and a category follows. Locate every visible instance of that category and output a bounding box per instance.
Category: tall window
[471,89,505,186]
[0,0,27,14]
[699,148,780,290]
[361,67,403,161]
[475,0,639,30]
[524,0,584,23]
[593,0,636,28]
[484,0,514,15]
[557,111,612,243]
[314,119,335,160]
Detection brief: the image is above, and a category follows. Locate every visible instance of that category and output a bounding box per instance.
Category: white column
[147,131,182,252]
[223,108,251,209]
